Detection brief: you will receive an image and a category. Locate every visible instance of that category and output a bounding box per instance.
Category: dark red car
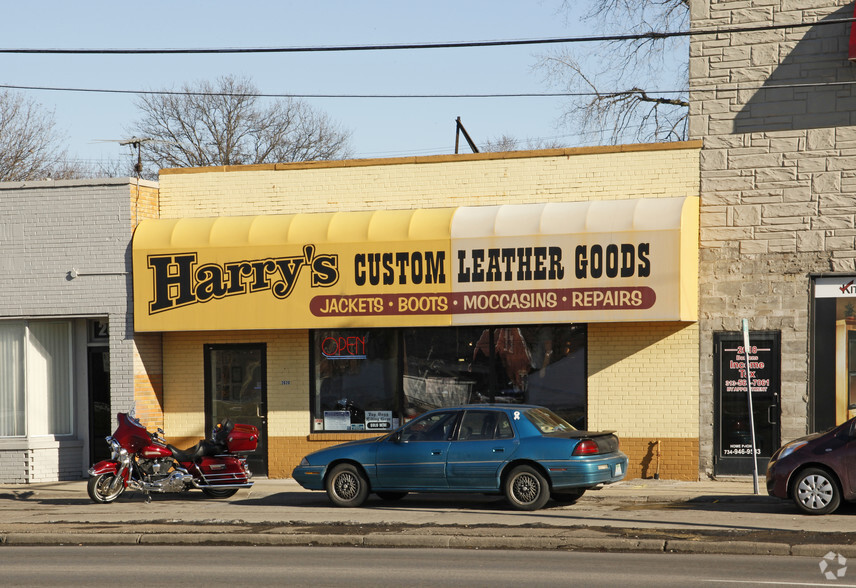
[766,418,856,514]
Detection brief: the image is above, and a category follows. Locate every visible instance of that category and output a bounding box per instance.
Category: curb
[0,532,828,556]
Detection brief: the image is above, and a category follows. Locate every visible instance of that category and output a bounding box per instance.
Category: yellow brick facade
[588,322,700,480]
[152,142,702,480]
[159,144,701,217]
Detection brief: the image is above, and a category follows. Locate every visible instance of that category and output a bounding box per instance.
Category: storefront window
[0,320,72,437]
[811,278,856,430]
[849,330,856,411]
[311,324,587,432]
[0,322,25,436]
[403,327,484,416]
[313,329,399,432]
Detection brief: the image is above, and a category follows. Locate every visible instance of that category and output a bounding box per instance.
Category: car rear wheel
[325,463,369,507]
[551,488,587,504]
[505,465,550,511]
[792,467,841,515]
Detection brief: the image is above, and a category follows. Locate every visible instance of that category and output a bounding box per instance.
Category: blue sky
[0,1,609,167]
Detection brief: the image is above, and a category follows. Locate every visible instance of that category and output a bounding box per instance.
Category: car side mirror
[390,431,403,444]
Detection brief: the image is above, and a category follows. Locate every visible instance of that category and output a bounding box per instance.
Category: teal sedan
[292,404,628,511]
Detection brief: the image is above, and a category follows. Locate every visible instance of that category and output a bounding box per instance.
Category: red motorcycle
[87,412,258,503]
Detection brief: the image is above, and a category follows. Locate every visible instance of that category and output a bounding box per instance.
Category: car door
[446,410,519,490]
[375,411,457,489]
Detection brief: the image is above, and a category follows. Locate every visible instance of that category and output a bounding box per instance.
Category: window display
[311,324,587,432]
[313,329,398,432]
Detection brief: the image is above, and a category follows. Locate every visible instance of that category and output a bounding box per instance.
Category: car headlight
[299,457,310,466]
[777,440,808,460]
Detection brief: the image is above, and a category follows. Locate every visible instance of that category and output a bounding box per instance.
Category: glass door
[713,331,781,476]
[205,344,267,476]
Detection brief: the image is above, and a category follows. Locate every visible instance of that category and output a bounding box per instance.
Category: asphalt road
[0,546,849,587]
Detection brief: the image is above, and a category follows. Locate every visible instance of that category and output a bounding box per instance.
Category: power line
[0,18,851,55]
[0,83,687,98]
[9,77,856,100]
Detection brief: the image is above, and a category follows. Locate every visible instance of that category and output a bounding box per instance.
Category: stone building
[691,0,856,475]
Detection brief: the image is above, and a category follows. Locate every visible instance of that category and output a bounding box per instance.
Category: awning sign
[133,197,698,331]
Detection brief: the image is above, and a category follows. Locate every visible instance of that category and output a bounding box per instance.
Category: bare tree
[539,0,689,144]
[129,75,352,177]
[0,90,82,182]
[481,134,566,152]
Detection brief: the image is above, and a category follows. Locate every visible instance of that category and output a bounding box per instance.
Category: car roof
[429,404,544,412]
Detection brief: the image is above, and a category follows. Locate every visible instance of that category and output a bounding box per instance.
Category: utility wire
[0,18,852,55]
[6,77,856,100]
[0,83,688,98]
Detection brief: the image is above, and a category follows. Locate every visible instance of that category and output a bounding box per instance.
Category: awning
[133,197,698,331]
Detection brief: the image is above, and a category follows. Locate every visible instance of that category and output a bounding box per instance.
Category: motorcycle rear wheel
[201,487,239,499]
[87,473,126,504]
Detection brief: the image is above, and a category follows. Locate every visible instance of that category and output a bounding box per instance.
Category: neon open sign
[321,336,367,360]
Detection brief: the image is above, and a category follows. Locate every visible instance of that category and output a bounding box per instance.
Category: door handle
[492,448,504,453]
[431,451,442,455]
[768,405,778,425]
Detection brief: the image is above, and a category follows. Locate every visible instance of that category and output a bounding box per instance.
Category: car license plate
[614,463,623,476]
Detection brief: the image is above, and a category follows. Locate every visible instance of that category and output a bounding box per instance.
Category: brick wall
[589,322,700,480]
[132,185,163,431]
[159,145,701,216]
[161,330,308,459]
[0,178,157,482]
[588,322,700,437]
[691,0,856,474]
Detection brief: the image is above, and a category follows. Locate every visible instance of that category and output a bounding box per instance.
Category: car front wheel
[792,467,841,515]
[505,465,550,511]
[325,463,369,507]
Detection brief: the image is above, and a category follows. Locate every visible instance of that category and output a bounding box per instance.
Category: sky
[0,1,621,169]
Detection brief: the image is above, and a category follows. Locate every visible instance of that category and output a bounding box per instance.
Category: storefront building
[0,178,159,482]
[134,143,702,480]
[691,0,856,475]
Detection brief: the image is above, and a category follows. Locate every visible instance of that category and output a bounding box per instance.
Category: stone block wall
[691,0,856,474]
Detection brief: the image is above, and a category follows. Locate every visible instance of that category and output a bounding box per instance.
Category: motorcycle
[87,412,258,503]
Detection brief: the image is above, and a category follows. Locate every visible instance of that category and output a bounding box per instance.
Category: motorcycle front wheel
[87,473,126,504]
[201,487,239,499]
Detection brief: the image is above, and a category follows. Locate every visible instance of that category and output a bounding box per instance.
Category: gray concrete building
[0,178,157,482]
[691,0,856,475]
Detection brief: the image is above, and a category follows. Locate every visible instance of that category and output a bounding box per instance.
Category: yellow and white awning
[133,197,698,331]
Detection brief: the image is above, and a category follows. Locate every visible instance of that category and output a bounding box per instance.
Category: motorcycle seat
[168,440,224,462]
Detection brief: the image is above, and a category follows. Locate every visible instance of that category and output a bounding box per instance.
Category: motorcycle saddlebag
[226,424,259,454]
[196,456,250,485]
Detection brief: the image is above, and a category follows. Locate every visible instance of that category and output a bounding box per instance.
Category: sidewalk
[1,477,851,556]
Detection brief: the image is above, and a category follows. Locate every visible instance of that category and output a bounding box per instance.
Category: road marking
[701,580,856,587]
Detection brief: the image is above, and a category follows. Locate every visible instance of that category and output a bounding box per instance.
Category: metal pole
[741,319,760,495]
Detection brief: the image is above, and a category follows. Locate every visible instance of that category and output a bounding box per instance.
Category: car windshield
[525,407,577,434]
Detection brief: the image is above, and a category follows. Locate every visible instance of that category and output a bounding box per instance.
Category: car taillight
[573,439,600,456]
